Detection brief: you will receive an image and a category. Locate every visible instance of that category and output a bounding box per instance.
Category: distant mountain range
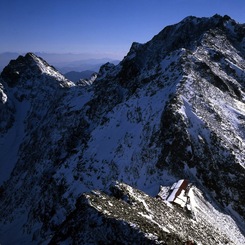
[64,70,95,82]
[0,52,120,74]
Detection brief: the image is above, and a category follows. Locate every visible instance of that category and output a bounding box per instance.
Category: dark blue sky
[1,0,245,59]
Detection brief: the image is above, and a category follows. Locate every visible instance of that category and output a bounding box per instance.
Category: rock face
[49,182,245,244]
[0,15,245,244]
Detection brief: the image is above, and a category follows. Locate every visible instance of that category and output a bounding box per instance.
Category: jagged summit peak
[7,52,46,69]
[212,13,231,19]
[1,52,74,88]
[25,52,38,59]
[182,14,232,23]
[121,14,244,64]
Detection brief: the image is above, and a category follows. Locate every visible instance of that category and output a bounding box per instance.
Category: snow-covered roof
[166,179,188,202]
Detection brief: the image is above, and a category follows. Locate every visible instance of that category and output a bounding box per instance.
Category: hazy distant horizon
[0,51,121,73]
[0,51,124,61]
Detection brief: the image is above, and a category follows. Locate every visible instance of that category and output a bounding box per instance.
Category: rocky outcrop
[49,182,244,244]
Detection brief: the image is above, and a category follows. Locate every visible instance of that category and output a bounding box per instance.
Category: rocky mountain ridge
[0,14,245,244]
[49,182,245,244]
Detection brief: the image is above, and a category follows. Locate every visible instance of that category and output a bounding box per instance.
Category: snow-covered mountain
[0,14,245,244]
